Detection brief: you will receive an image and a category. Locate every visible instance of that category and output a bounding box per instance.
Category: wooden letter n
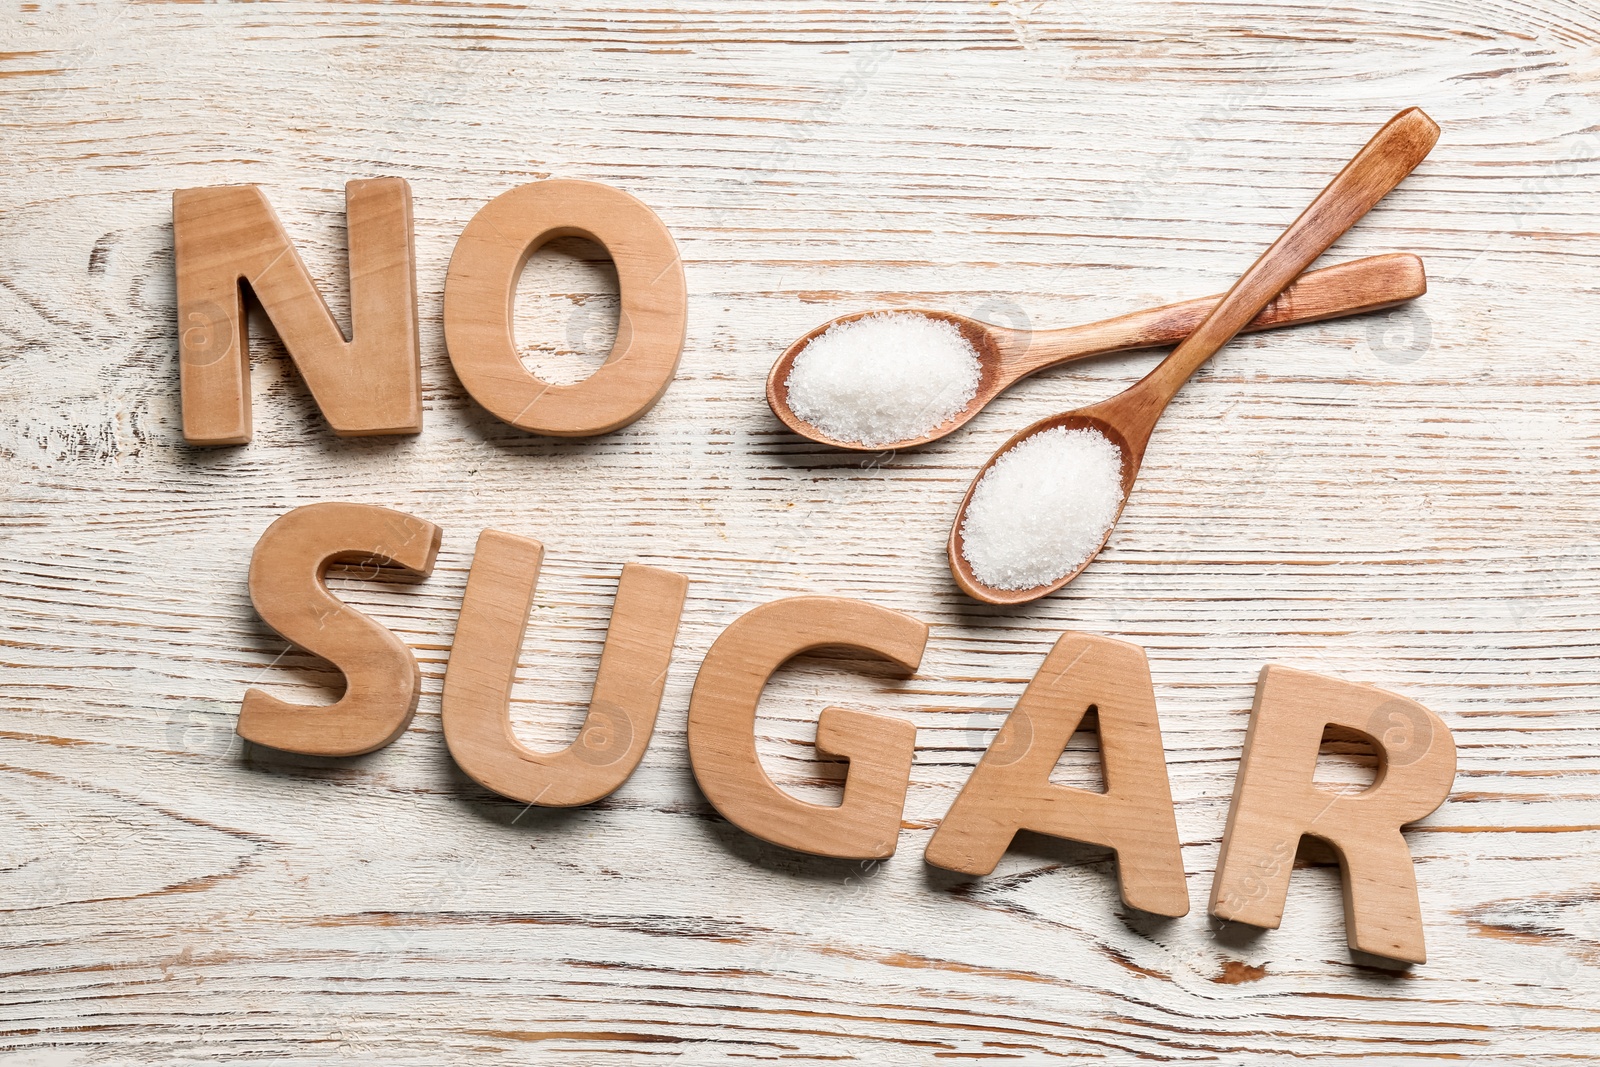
[173,179,420,445]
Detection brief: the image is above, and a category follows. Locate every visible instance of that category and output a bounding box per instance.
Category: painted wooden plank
[2,1,1598,1062]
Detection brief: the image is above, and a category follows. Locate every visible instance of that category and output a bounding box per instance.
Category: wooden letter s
[239,502,440,756]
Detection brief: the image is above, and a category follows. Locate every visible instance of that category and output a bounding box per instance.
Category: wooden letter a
[925,632,1189,917]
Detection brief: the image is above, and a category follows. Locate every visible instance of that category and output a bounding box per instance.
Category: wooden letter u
[441,530,687,807]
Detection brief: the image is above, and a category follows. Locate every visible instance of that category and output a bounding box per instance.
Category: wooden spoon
[949,107,1441,605]
[768,253,1425,451]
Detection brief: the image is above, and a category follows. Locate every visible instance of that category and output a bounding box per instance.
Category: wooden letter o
[443,179,686,436]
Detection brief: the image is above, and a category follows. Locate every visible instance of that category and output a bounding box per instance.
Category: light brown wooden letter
[1209,665,1456,964]
[173,179,421,445]
[443,179,686,436]
[442,529,687,807]
[687,596,926,859]
[924,632,1188,917]
[239,502,440,756]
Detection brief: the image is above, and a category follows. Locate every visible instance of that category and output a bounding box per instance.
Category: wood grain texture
[1,0,1598,1062]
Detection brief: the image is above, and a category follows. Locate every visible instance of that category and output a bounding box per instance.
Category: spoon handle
[1138,107,1439,405]
[1004,253,1426,381]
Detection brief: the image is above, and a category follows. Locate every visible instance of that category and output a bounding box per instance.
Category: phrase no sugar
[175,177,1457,967]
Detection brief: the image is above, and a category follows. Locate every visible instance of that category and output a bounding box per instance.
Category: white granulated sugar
[960,426,1125,591]
[784,312,982,447]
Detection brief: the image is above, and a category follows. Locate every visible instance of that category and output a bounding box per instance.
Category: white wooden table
[3,2,1598,1062]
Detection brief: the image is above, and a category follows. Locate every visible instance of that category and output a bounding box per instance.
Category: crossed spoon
[767,252,1425,451]
[948,106,1440,603]
[766,107,1439,605]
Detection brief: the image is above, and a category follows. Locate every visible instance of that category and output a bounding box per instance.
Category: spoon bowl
[767,307,1009,449]
[948,408,1141,604]
[768,253,1427,451]
[950,106,1441,604]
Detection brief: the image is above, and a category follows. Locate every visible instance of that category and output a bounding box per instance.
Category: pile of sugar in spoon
[959,426,1125,590]
[783,312,982,448]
